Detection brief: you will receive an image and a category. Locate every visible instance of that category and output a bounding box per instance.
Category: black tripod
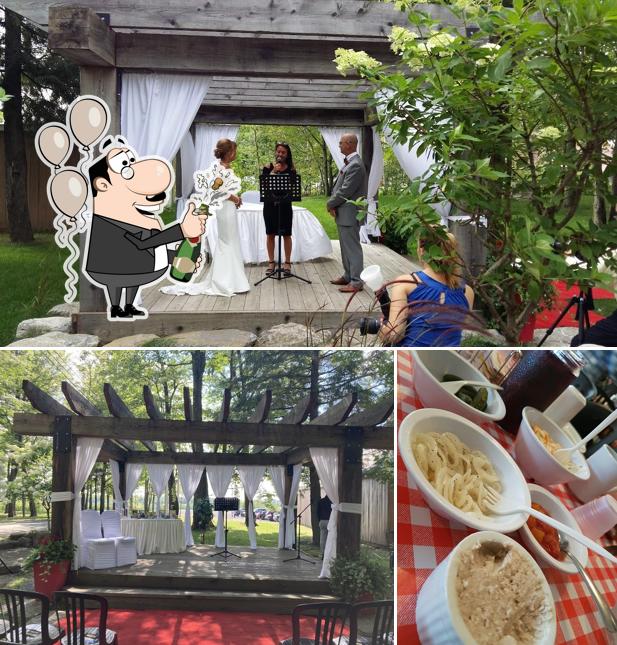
[210,497,240,560]
[255,173,311,286]
[283,502,315,565]
[537,287,594,347]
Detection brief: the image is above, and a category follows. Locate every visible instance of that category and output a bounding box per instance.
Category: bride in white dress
[162,139,250,297]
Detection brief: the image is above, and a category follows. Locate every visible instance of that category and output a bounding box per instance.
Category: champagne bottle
[169,204,207,283]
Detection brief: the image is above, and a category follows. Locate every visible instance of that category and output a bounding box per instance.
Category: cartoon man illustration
[84,137,206,319]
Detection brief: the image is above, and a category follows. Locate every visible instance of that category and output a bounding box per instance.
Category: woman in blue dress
[379,232,474,347]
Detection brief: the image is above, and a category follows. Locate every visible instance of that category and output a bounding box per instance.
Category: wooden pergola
[12,378,393,560]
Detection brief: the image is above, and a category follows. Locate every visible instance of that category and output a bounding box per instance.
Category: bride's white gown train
[161,199,250,297]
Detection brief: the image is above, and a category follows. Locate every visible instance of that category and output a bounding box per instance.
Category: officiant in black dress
[261,142,296,276]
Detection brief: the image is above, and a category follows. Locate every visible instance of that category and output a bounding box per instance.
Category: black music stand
[255,173,311,286]
[284,502,315,565]
[537,286,594,347]
[210,497,241,560]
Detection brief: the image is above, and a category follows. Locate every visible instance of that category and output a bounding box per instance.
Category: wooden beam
[343,397,394,428]
[124,451,286,466]
[143,385,175,452]
[23,380,73,416]
[48,6,115,67]
[308,392,358,426]
[195,106,366,127]
[99,439,128,462]
[116,34,396,78]
[285,447,312,466]
[7,1,439,39]
[50,416,75,542]
[13,413,394,449]
[237,390,273,453]
[337,427,363,558]
[280,396,314,426]
[104,383,155,451]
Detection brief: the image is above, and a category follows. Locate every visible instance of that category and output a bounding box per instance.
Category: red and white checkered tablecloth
[397,351,617,644]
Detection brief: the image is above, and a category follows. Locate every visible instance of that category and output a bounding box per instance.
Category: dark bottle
[169,204,208,283]
[499,350,585,433]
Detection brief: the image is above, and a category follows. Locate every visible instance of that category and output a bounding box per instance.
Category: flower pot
[33,560,70,599]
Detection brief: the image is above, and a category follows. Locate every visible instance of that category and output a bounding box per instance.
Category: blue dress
[395,271,470,347]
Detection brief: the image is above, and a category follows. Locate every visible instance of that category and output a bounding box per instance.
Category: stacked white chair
[81,510,117,570]
[101,510,138,567]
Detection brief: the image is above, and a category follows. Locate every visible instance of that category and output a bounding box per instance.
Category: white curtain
[284,464,302,550]
[121,73,210,159]
[146,464,173,517]
[309,448,339,578]
[124,463,143,516]
[176,131,197,218]
[319,127,363,171]
[177,464,205,547]
[207,466,234,547]
[365,127,384,239]
[73,438,104,569]
[237,466,266,550]
[109,460,123,512]
[270,467,286,549]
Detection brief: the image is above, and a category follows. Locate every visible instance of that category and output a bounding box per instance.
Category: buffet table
[204,203,332,264]
[397,351,617,644]
[121,518,185,555]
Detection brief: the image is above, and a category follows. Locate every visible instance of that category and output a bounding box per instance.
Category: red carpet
[534,281,613,330]
[103,609,296,645]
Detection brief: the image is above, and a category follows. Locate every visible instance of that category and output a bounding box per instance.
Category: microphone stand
[283,502,315,564]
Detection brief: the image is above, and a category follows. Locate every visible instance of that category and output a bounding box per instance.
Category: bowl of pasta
[399,408,530,532]
[411,350,506,425]
[519,484,587,575]
[515,407,590,486]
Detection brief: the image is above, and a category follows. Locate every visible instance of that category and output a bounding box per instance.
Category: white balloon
[35,124,71,167]
[68,97,109,148]
[50,170,88,218]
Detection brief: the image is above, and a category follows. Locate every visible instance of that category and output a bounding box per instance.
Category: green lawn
[0,234,70,346]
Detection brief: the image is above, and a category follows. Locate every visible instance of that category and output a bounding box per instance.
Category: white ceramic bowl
[399,408,530,532]
[519,483,588,575]
[416,531,557,645]
[411,350,506,425]
[515,407,590,486]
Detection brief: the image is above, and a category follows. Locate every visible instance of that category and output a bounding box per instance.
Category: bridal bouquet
[191,163,242,215]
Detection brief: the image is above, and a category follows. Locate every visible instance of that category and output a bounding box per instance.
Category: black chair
[0,588,62,645]
[348,601,394,645]
[52,593,117,645]
[280,602,351,645]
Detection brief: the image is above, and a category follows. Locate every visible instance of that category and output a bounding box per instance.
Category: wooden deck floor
[76,242,418,344]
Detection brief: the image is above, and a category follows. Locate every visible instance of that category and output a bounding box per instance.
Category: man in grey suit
[327,133,368,292]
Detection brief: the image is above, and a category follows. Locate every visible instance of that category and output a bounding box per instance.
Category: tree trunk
[309,351,321,546]
[99,470,106,513]
[609,173,617,221]
[28,493,37,518]
[5,459,17,517]
[191,351,210,525]
[3,9,33,242]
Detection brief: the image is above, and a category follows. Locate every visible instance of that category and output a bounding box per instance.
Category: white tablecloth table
[205,203,332,263]
[121,518,185,555]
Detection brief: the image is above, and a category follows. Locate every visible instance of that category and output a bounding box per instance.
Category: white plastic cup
[359,265,384,291]
[571,495,617,541]
[543,385,586,427]
[568,444,617,502]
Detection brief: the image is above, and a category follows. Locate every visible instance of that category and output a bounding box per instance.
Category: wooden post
[51,416,75,542]
[336,427,363,558]
[362,124,373,176]
[283,464,294,549]
[118,460,127,505]
[78,66,119,313]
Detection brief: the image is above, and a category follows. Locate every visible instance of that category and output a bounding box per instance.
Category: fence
[296,478,393,548]
[0,129,57,233]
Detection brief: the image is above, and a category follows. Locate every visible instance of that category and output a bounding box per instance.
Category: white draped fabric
[309,448,339,578]
[319,127,363,170]
[121,73,210,159]
[146,464,173,518]
[207,466,234,547]
[177,464,205,547]
[110,460,123,512]
[285,464,302,550]
[237,466,265,550]
[73,438,104,569]
[121,518,185,555]
[365,127,384,240]
[124,463,143,515]
[270,467,286,549]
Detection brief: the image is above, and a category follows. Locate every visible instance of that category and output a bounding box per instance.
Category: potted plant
[329,549,390,603]
[23,535,76,599]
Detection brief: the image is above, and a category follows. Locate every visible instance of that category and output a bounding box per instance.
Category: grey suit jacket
[326,155,368,227]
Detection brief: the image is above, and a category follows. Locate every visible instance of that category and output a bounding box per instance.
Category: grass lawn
[0,234,70,346]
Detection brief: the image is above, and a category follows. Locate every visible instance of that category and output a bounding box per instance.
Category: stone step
[64,586,338,614]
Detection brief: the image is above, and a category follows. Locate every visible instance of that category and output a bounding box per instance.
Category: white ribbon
[50,491,74,502]
[336,502,363,514]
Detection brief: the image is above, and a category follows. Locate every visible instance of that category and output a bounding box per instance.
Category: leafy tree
[336,0,617,343]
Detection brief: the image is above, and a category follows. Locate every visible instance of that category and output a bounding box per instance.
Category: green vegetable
[441,373,488,412]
